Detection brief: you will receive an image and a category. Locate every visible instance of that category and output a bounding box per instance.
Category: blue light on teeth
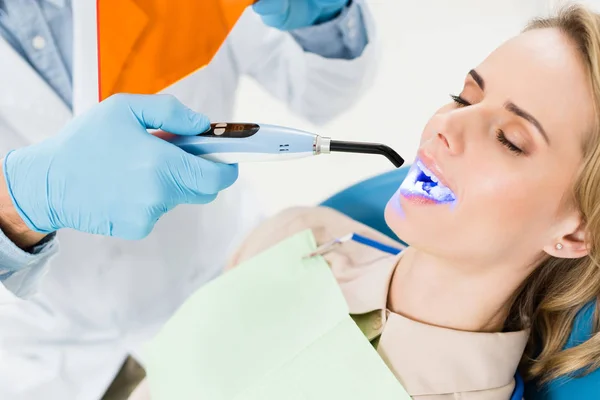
[399,158,456,204]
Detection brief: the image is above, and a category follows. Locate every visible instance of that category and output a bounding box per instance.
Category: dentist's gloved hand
[253,0,349,30]
[3,94,238,240]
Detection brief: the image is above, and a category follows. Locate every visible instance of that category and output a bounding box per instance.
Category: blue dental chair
[320,166,599,400]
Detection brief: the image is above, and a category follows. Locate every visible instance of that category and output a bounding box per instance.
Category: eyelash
[450,94,470,107]
[449,94,524,155]
[496,130,523,155]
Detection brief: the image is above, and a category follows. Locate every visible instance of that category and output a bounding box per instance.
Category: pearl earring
[555,243,563,250]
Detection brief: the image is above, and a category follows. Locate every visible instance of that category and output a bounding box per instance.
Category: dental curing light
[167,123,404,167]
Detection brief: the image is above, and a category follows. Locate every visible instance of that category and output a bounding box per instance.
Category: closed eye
[496,130,524,155]
[450,95,525,155]
[450,94,471,107]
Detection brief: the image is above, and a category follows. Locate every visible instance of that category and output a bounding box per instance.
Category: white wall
[232,0,598,216]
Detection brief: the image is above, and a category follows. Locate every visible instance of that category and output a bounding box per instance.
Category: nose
[436,132,450,149]
[435,105,487,156]
[436,117,464,156]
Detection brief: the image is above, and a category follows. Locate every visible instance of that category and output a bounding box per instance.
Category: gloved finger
[175,154,239,200]
[252,0,288,15]
[125,94,211,136]
[193,193,219,205]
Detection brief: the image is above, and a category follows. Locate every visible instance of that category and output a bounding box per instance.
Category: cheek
[383,172,557,249]
[467,174,529,213]
[464,173,560,236]
[477,176,520,205]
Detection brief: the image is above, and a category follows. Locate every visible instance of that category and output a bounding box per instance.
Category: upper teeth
[398,158,457,203]
[417,160,439,184]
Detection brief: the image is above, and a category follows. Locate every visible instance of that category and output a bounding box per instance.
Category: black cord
[330,140,404,168]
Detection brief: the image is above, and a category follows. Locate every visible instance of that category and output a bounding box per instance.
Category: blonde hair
[508,3,600,384]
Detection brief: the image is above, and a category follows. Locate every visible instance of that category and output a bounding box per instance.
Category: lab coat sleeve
[227,0,380,125]
[289,1,369,61]
[0,229,58,301]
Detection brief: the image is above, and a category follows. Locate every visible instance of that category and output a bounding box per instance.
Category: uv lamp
[167,123,404,167]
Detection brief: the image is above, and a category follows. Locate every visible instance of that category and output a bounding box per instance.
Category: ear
[543,215,589,259]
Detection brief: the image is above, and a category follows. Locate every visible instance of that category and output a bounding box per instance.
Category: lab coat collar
[0,36,72,144]
[333,251,529,396]
[71,0,148,113]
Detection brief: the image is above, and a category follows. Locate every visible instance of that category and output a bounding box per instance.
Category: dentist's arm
[255,0,369,59]
[0,94,238,298]
[0,173,46,250]
[229,0,379,125]
[0,171,57,297]
[253,0,369,60]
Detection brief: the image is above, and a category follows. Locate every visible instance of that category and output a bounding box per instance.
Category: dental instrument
[167,123,404,167]
[303,232,404,259]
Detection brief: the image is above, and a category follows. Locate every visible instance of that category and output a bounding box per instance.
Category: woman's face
[385,28,595,268]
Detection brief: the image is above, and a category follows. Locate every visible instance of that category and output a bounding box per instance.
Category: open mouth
[399,158,456,204]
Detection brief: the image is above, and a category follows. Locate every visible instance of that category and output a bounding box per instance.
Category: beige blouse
[229,206,529,400]
[130,206,529,400]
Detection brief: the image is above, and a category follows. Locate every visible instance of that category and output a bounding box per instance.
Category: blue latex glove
[3,94,238,240]
[253,0,349,30]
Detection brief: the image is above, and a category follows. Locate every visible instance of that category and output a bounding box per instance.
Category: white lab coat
[0,1,378,399]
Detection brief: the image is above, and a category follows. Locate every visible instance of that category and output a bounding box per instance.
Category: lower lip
[399,192,442,205]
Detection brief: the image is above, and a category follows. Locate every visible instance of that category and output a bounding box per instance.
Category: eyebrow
[505,102,550,145]
[468,69,550,145]
[468,69,485,91]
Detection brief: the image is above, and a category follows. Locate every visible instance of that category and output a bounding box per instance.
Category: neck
[388,247,529,332]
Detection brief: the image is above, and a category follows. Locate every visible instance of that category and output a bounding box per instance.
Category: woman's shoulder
[227,206,400,270]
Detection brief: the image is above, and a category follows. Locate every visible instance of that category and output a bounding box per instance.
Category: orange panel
[97,0,254,101]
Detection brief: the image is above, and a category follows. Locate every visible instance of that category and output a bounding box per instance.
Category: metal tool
[304,232,404,259]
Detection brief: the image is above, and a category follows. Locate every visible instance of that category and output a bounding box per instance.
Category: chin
[384,192,450,251]
[384,195,413,243]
